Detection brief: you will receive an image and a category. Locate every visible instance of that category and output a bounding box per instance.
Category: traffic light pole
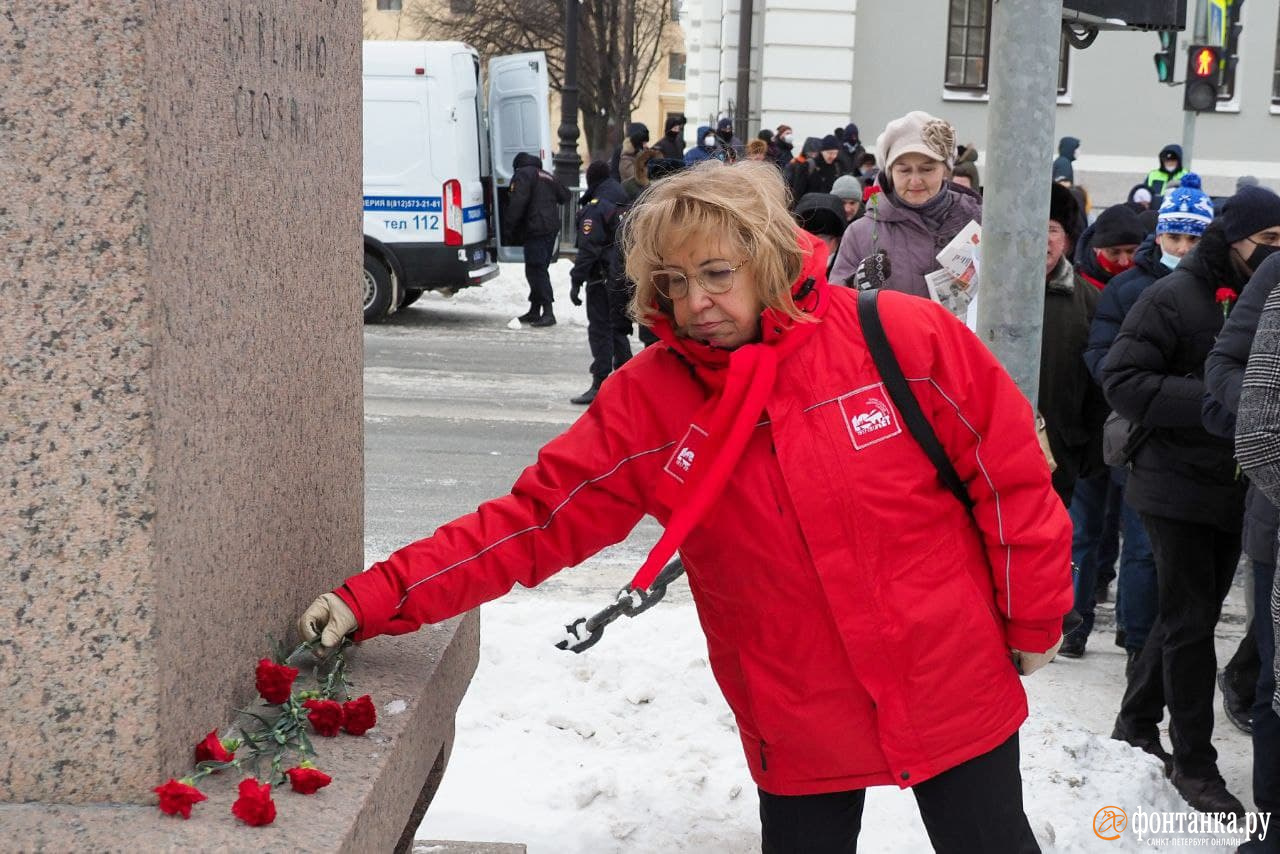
[975,0,1064,405]
[1181,108,1196,169]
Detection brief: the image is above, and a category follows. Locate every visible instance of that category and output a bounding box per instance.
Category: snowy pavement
[366,262,1259,852]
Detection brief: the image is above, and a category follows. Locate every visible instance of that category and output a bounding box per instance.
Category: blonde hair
[746,138,768,158]
[622,159,806,327]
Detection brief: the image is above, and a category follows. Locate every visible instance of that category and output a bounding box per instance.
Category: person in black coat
[1101,211,1258,817]
[1200,188,1280,840]
[653,114,686,160]
[1081,175,1214,670]
[506,152,571,326]
[568,161,633,405]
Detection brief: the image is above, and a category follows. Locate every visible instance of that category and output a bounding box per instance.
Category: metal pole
[1181,107,1196,169]
[553,0,583,246]
[974,0,1064,405]
[734,0,753,143]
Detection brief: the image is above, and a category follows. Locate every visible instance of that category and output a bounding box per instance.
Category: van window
[364,96,427,181]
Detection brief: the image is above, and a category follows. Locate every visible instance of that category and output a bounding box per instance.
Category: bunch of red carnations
[153,639,377,826]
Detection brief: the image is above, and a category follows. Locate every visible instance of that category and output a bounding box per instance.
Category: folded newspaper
[924,219,981,318]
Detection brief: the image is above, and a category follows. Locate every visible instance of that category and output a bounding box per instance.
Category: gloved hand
[851,250,891,291]
[1010,635,1063,676]
[298,592,358,651]
[570,280,583,306]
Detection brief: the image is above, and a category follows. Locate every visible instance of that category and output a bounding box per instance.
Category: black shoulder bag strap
[856,290,975,513]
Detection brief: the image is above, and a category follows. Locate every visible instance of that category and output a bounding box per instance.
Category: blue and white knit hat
[1157,172,1213,236]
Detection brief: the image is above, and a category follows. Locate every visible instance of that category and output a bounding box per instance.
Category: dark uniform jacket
[505,152,570,241]
[570,177,629,287]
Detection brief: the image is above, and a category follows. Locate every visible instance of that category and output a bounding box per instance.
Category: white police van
[363,41,552,322]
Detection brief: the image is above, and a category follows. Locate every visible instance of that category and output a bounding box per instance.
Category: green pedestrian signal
[1153,30,1177,83]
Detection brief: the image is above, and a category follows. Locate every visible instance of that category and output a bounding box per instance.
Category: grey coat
[1232,281,1280,717]
[829,184,983,298]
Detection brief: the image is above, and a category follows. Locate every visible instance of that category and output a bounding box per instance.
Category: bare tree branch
[404,0,671,159]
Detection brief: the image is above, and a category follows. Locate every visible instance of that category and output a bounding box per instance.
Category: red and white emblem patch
[838,383,902,450]
[663,423,709,483]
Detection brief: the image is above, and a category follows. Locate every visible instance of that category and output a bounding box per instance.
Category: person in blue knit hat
[1156,172,1214,257]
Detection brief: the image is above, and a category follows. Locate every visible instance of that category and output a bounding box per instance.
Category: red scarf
[628,230,832,590]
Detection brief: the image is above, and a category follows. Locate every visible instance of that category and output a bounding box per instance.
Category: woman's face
[890,152,945,204]
[663,237,763,350]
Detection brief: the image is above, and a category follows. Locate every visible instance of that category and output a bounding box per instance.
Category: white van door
[487,52,553,264]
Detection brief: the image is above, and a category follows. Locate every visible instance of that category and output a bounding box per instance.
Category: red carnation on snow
[341,695,377,736]
[231,778,276,826]
[286,764,333,795]
[194,730,235,765]
[154,778,207,819]
[302,698,345,736]
[255,658,299,705]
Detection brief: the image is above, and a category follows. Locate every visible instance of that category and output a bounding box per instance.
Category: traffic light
[1183,44,1222,112]
[1153,30,1177,83]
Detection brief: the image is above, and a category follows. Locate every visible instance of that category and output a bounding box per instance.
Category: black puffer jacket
[1100,246,1248,531]
[505,152,570,240]
[1203,252,1280,561]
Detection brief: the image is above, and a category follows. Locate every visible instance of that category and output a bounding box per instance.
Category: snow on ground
[399,264,1260,852]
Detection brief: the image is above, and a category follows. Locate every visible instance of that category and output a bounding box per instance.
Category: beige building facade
[363,0,687,166]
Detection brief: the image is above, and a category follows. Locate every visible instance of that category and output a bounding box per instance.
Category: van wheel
[400,288,425,309]
[363,252,393,323]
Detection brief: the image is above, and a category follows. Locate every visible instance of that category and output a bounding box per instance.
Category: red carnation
[862,184,881,203]
[194,730,234,765]
[286,765,333,795]
[231,777,276,826]
[154,778,207,819]
[1216,287,1237,304]
[255,658,299,705]
[302,698,345,736]
[342,695,377,736]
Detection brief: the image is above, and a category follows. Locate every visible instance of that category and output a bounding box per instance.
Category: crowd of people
[430,108,1280,851]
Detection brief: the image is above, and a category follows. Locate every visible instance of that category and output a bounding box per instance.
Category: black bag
[856,291,1082,636]
[1101,409,1152,468]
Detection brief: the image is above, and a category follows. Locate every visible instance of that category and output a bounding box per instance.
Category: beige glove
[298,593,358,651]
[1011,635,1063,676]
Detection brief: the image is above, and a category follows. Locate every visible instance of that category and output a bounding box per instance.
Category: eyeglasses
[651,261,747,300]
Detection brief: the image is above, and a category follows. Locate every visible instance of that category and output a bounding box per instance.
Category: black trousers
[585,276,633,381]
[522,232,558,310]
[758,733,1040,854]
[1116,514,1239,775]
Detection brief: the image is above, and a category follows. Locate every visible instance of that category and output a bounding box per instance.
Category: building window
[450,0,475,11]
[668,52,686,81]
[945,0,1069,95]
[376,0,402,9]
[670,0,681,22]
[1274,15,1280,103]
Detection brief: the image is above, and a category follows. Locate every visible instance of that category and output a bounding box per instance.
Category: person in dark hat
[1102,183,1280,817]
[613,122,650,184]
[789,134,841,200]
[1074,204,1146,290]
[506,151,571,326]
[1039,183,1108,508]
[792,192,847,274]
[715,117,743,161]
[836,122,865,176]
[653,114,686,160]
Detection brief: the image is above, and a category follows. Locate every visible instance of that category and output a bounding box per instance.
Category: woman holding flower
[301,160,1071,852]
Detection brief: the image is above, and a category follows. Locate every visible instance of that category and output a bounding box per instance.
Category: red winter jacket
[338,286,1072,796]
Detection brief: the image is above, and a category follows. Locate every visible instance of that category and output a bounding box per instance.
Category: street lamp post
[553,0,583,235]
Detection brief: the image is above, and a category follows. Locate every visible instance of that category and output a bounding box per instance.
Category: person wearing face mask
[1073,204,1146,290]
[772,124,795,169]
[714,117,743,161]
[654,113,686,160]
[1099,184,1280,819]
[684,124,728,165]
[1145,144,1188,198]
[1076,174,1213,668]
[829,111,982,296]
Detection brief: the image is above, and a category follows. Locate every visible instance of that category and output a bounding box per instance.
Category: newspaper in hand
[925,219,981,318]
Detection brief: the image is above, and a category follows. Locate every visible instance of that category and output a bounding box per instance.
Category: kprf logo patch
[664,423,708,483]
[838,383,901,450]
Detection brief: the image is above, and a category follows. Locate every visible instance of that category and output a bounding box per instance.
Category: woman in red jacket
[301,160,1072,853]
